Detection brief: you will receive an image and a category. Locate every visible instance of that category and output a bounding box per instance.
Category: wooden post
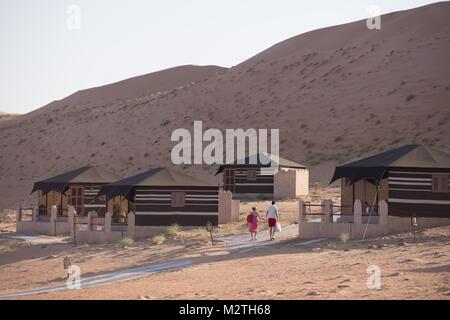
[32,206,38,222]
[68,206,77,246]
[411,216,418,244]
[206,222,214,245]
[51,205,57,236]
[127,212,135,239]
[16,207,22,223]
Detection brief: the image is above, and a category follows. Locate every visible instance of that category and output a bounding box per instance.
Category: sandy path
[0,259,192,299]
[0,225,304,298]
[4,225,450,300]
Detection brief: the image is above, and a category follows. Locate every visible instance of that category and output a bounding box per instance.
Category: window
[432,174,449,193]
[171,192,186,207]
[223,168,235,192]
[247,169,257,181]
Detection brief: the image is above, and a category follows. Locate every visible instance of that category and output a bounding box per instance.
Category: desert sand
[0,195,449,300]
[0,112,18,122]
[0,2,450,210]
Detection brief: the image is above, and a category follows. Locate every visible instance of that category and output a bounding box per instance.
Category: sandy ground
[0,197,449,300]
[0,210,16,232]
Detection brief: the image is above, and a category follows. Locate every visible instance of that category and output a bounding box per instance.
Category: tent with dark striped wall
[216,153,308,196]
[98,167,220,226]
[331,145,450,218]
[31,166,119,216]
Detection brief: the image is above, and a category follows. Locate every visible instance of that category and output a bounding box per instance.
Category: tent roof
[97,167,216,199]
[216,153,307,175]
[330,144,450,184]
[31,166,119,195]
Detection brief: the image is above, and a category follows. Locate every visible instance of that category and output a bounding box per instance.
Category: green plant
[118,237,134,248]
[151,234,166,245]
[339,233,350,243]
[256,194,266,201]
[166,224,180,238]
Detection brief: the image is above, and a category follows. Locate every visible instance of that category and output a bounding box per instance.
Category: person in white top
[266,201,279,240]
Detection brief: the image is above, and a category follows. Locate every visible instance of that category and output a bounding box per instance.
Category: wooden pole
[73,214,77,247]
[210,229,214,246]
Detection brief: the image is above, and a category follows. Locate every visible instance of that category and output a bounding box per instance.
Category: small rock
[306,291,320,296]
[387,272,403,277]
[42,255,58,260]
[344,248,350,252]
[338,285,350,289]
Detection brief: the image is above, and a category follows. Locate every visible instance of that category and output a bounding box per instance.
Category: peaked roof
[31,166,119,195]
[216,153,307,175]
[97,167,216,199]
[330,145,450,184]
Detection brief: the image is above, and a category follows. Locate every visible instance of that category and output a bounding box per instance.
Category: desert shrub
[405,94,416,102]
[118,237,134,248]
[151,234,166,245]
[339,233,350,243]
[166,224,180,238]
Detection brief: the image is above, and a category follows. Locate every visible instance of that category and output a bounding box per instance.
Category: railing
[83,206,106,218]
[38,207,47,216]
[111,216,127,225]
[58,207,68,217]
[90,216,105,231]
[304,202,325,222]
[18,207,34,222]
[332,205,354,216]
[74,216,89,231]
[304,202,325,215]
[331,205,354,223]
[363,205,379,216]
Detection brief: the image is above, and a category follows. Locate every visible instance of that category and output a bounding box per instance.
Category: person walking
[266,201,279,240]
[247,207,261,241]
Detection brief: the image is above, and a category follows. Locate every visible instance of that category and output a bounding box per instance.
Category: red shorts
[268,218,277,228]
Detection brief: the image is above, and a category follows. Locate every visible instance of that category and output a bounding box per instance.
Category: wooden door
[70,186,84,216]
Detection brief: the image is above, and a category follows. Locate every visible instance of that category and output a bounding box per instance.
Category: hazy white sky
[0,0,439,114]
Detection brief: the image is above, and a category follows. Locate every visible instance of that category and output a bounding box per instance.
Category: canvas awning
[330,144,450,185]
[97,167,216,199]
[215,152,307,175]
[31,166,119,195]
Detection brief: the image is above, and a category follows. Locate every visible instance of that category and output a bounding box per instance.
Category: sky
[0,0,440,114]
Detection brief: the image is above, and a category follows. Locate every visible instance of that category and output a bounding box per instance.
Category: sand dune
[0,112,19,122]
[1,2,450,209]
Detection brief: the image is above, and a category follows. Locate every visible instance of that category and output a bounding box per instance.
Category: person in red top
[247,207,261,241]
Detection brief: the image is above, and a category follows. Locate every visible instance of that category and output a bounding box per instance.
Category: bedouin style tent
[31,166,119,217]
[97,167,220,226]
[216,152,308,197]
[330,144,450,218]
